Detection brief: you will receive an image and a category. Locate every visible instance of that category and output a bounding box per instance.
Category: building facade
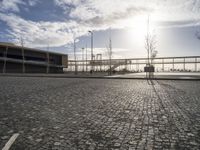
[0,42,68,73]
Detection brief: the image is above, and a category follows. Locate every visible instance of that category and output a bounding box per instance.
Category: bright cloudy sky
[0,0,200,59]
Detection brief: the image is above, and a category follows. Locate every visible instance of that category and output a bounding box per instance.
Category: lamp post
[74,37,77,75]
[21,37,25,73]
[88,31,93,73]
[82,47,84,72]
[85,44,88,72]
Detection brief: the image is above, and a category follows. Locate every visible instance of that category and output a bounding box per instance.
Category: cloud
[158,20,200,28]
[55,0,153,27]
[0,0,25,12]
[0,0,200,49]
[55,0,200,27]
[28,0,40,6]
[0,13,82,47]
[0,0,40,12]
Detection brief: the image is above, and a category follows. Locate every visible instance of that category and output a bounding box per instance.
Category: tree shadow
[146,78,155,85]
[148,79,166,110]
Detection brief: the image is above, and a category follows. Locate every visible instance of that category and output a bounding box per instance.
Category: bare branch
[145,28,157,64]
[196,31,200,40]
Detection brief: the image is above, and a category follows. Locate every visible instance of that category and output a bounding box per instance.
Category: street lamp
[73,37,77,75]
[82,47,84,72]
[85,44,88,72]
[88,31,94,73]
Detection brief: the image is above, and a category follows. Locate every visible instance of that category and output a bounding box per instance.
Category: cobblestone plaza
[0,77,200,150]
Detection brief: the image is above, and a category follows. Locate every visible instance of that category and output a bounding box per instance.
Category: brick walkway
[0,77,200,150]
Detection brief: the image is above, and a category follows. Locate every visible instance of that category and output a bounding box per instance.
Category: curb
[0,74,200,81]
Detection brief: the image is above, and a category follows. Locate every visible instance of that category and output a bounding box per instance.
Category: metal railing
[67,56,200,72]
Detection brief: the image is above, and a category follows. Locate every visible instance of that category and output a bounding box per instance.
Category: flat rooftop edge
[0,42,67,56]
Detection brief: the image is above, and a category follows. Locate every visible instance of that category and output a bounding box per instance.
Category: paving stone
[0,77,200,149]
[54,142,61,146]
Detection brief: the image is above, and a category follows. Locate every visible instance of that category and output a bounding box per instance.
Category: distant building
[0,42,68,73]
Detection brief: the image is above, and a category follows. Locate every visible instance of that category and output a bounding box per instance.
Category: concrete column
[138,64,139,72]
[125,59,128,71]
[46,52,49,73]
[22,47,25,73]
[136,60,138,71]
[183,58,186,71]
[162,59,164,72]
[100,54,102,72]
[3,46,8,73]
[195,58,197,72]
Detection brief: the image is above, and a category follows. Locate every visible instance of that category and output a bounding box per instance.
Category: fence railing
[67,56,200,72]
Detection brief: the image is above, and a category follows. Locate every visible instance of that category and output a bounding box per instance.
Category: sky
[0,0,200,59]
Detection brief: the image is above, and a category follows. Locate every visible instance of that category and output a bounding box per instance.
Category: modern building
[0,42,68,73]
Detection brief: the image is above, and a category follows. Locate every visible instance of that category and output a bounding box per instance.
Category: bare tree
[196,30,200,40]
[151,49,158,63]
[145,31,157,64]
[106,29,113,75]
[195,13,200,39]
[150,33,157,65]
[145,16,157,78]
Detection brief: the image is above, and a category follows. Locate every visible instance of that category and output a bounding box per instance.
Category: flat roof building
[0,42,68,73]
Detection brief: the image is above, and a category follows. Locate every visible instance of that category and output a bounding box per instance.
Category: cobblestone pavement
[0,77,200,150]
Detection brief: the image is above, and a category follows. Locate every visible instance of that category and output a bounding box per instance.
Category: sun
[125,14,157,44]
